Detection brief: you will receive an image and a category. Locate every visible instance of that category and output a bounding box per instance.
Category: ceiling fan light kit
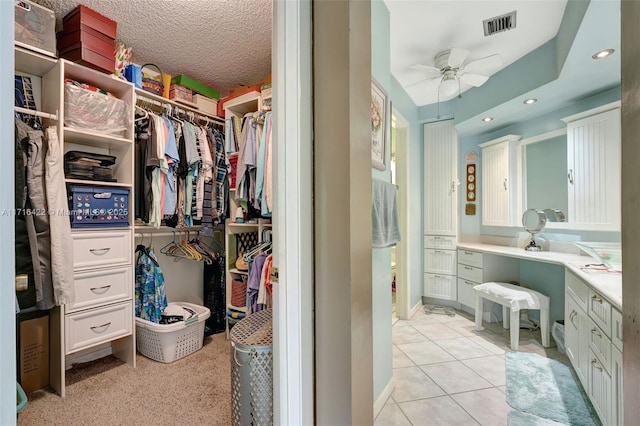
[408,47,502,100]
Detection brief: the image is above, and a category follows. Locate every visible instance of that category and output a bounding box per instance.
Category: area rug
[505,352,601,426]
[508,409,568,425]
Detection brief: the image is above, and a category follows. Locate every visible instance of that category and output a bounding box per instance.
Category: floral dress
[135,246,167,323]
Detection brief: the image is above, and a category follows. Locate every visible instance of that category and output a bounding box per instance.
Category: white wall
[1,1,16,423]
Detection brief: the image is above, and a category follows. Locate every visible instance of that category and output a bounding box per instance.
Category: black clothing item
[203,256,226,335]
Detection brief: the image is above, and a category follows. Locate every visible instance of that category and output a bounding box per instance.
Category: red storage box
[61,46,114,73]
[58,25,114,60]
[228,153,239,189]
[62,5,117,39]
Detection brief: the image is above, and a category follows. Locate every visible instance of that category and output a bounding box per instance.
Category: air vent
[483,11,517,36]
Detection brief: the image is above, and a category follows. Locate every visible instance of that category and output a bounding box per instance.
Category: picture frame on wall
[371,78,388,170]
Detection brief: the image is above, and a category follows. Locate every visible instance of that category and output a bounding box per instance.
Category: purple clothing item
[247,253,267,312]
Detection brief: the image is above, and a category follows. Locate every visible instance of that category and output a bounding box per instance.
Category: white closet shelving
[15,46,136,397]
[223,90,273,333]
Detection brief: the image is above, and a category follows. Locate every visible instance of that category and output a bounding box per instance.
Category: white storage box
[15,0,56,57]
[135,302,210,363]
[193,94,219,116]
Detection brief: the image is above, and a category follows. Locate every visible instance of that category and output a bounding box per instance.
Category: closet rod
[14,106,58,121]
[135,92,225,124]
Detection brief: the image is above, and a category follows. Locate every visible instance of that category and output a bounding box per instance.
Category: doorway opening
[391,111,410,321]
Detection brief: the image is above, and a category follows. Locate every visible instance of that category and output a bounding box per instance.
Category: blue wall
[371,0,421,403]
[459,86,621,242]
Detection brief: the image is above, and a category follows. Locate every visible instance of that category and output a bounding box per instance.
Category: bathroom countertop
[457,242,622,309]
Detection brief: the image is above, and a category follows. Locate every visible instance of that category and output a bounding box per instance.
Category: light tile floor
[376,308,568,426]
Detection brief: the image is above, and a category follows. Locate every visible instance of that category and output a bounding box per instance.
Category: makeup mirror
[523,208,547,251]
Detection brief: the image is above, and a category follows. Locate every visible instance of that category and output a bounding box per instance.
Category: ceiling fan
[408,47,502,98]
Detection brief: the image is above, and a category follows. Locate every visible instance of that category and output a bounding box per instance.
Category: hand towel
[372,179,402,248]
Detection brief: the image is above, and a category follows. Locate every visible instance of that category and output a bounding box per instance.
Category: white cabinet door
[566,293,589,388]
[611,345,623,426]
[565,107,620,231]
[424,122,457,236]
[480,135,520,227]
[588,349,612,425]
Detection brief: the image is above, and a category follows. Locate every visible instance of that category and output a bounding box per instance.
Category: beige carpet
[18,333,231,425]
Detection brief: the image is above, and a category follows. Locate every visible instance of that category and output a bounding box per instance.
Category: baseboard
[374,376,395,418]
[409,300,422,318]
[65,343,112,370]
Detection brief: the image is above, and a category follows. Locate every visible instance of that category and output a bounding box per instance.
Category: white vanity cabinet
[456,249,518,320]
[562,104,621,231]
[423,122,458,300]
[479,135,521,227]
[565,269,623,425]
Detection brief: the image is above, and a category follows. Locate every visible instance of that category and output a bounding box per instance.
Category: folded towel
[372,179,402,248]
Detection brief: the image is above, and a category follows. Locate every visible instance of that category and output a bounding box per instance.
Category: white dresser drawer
[66,266,133,313]
[566,270,589,311]
[424,235,457,250]
[457,278,477,308]
[424,249,457,275]
[457,263,483,284]
[72,231,132,270]
[424,273,456,301]
[65,301,133,354]
[589,319,612,374]
[589,289,612,338]
[611,308,623,351]
[457,249,483,268]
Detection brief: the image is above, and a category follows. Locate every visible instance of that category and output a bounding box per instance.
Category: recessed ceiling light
[592,49,615,59]
[482,117,493,122]
[523,98,537,105]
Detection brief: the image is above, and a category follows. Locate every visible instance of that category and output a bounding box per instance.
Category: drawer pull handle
[90,322,111,332]
[464,266,473,270]
[90,285,112,293]
[89,248,111,255]
[591,295,603,304]
[591,359,603,371]
[464,251,473,255]
[591,328,602,338]
[464,280,475,286]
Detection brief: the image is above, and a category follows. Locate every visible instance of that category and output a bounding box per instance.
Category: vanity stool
[474,282,550,351]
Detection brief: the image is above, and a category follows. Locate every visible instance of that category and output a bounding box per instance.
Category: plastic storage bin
[136,302,211,363]
[64,81,130,136]
[68,186,129,228]
[15,0,56,57]
[552,320,565,354]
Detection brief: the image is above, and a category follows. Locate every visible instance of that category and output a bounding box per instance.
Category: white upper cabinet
[562,104,621,231]
[424,121,458,236]
[479,135,521,227]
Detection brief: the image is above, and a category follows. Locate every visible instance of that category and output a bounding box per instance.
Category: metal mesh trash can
[230,309,273,426]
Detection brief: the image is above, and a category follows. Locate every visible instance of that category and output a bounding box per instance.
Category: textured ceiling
[38,0,272,97]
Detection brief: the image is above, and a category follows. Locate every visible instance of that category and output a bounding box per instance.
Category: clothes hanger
[134,105,149,122]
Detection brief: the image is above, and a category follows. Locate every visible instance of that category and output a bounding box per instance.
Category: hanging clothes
[247,252,268,312]
[135,245,167,323]
[15,119,74,309]
[203,255,226,335]
[44,127,74,305]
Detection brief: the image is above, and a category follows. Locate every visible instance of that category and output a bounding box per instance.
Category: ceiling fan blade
[459,73,489,87]
[408,64,442,78]
[448,48,470,68]
[462,54,502,73]
[405,75,439,88]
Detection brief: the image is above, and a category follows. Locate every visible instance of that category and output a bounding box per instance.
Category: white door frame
[0,2,16,423]
[272,1,314,424]
[392,110,411,320]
